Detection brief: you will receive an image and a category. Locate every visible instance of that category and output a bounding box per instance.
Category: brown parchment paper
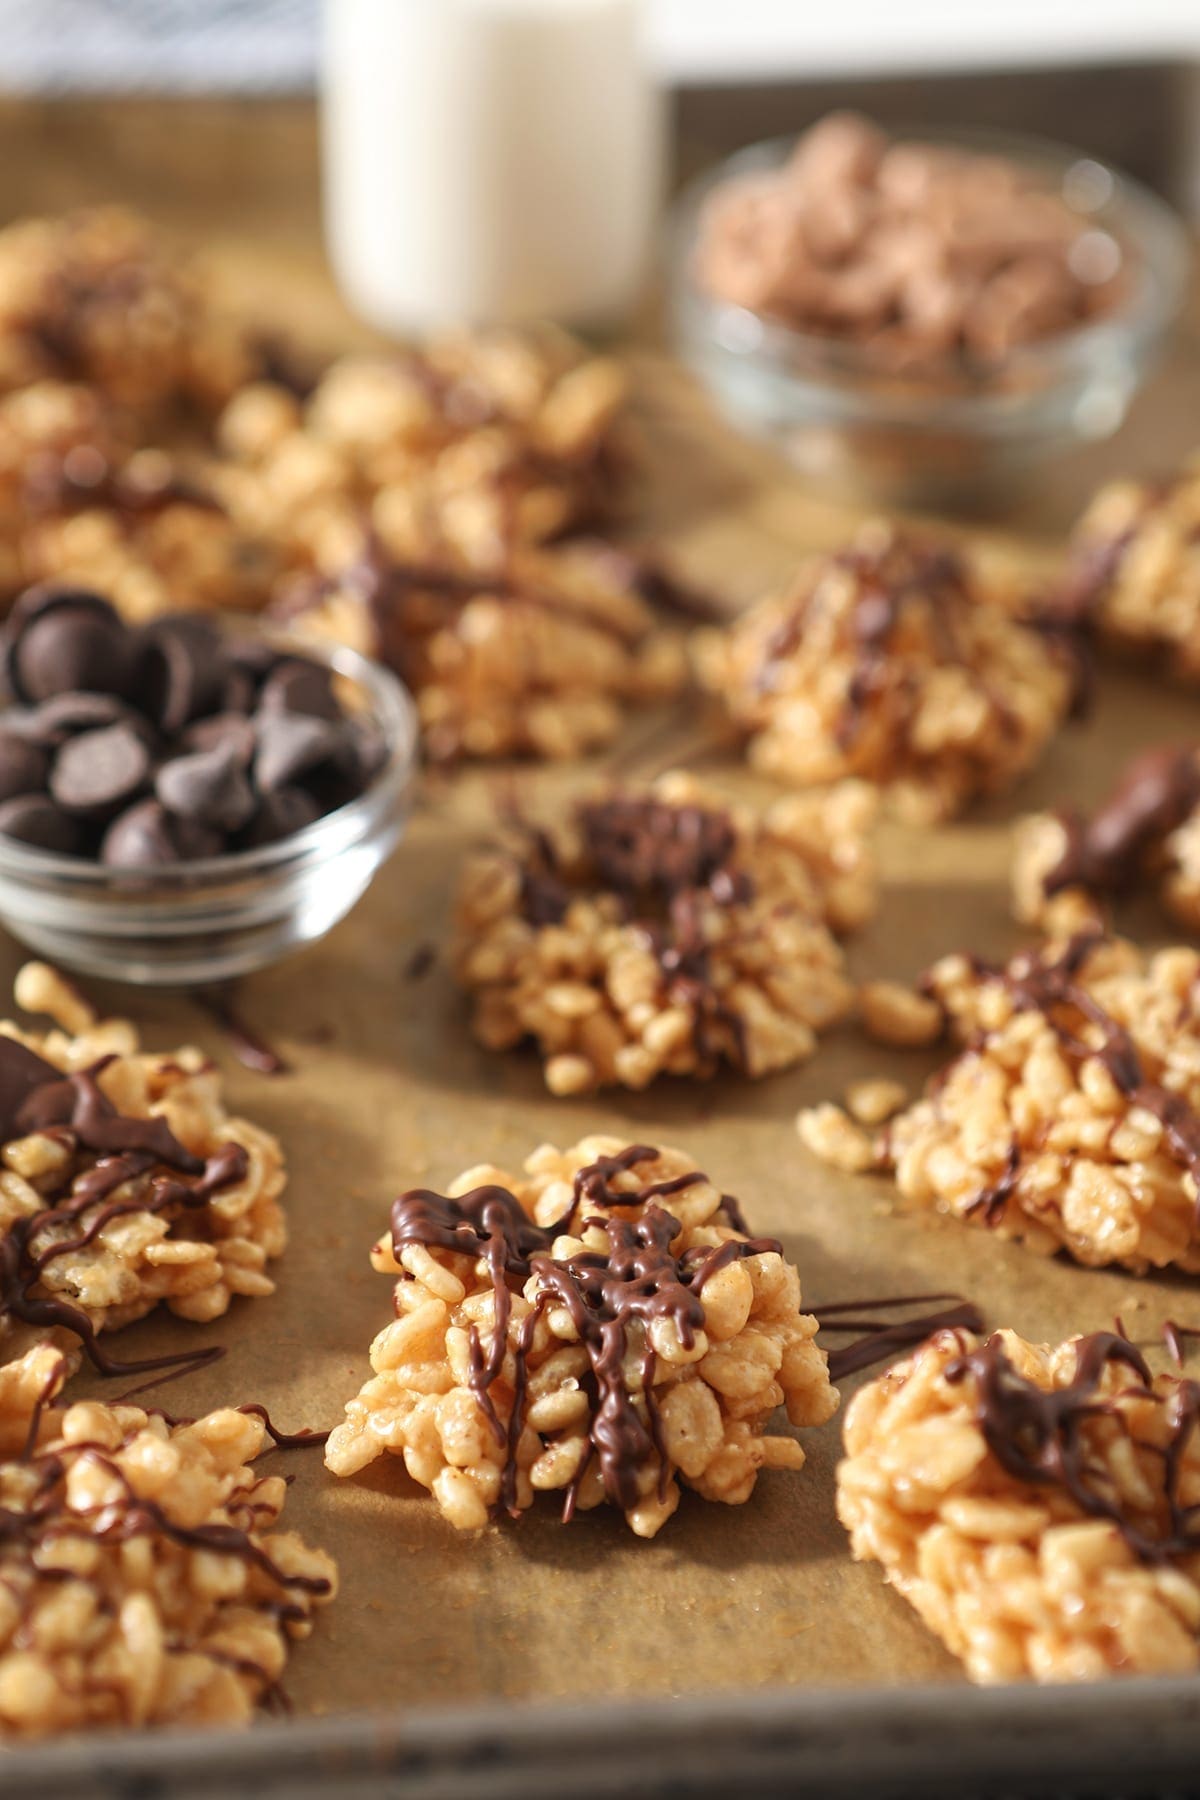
[42,519,1200,1719]
[0,97,1197,1718]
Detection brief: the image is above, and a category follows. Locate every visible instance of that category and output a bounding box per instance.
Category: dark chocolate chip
[0,794,82,853]
[100,799,225,868]
[137,616,227,735]
[0,731,49,803]
[240,785,321,847]
[50,723,152,817]
[10,595,129,704]
[254,712,345,793]
[182,712,256,764]
[259,658,340,721]
[156,741,256,832]
[19,691,147,745]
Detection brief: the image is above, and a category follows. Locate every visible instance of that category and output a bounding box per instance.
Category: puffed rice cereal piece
[694,520,1073,822]
[810,931,1200,1272]
[0,961,286,1369]
[326,1137,838,1537]
[838,1326,1200,1683]
[0,1343,335,1737]
[454,772,873,1093]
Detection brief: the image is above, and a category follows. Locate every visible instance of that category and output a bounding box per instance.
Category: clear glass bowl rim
[671,123,1192,425]
[0,615,420,894]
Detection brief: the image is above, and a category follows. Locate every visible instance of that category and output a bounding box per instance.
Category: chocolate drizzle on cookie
[1043,744,1200,901]
[515,797,755,1071]
[815,1291,985,1380]
[390,1145,778,1520]
[0,1034,248,1374]
[946,1330,1200,1566]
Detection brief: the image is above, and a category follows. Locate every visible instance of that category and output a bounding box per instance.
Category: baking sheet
[0,99,1199,1778]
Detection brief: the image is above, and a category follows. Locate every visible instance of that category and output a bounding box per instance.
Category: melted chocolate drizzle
[0,1036,248,1375]
[947,1330,1200,1565]
[390,1146,778,1520]
[517,797,754,1071]
[1043,745,1200,901]
[815,1291,985,1381]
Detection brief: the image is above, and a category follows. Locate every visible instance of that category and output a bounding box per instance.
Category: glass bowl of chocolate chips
[0,585,417,983]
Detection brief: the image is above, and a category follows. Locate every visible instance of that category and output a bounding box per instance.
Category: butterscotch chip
[1060,462,1200,679]
[839,1328,1200,1683]
[453,772,874,1093]
[0,961,286,1370]
[326,1137,838,1538]
[854,933,1200,1272]
[0,1344,335,1737]
[694,522,1073,821]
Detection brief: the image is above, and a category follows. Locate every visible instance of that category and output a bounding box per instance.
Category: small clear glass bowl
[0,621,418,986]
[670,129,1191,510]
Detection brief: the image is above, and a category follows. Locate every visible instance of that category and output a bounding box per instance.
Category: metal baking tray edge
[3,1675,1199,1799]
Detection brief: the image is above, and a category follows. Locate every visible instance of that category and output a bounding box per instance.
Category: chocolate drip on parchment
[1043,744,1200,901]
[0,1035,247,1375]
[517,796,754,1070]
[390,1144,777,1520]
[947,1330,1200,1566]
[815,1292,985,1381]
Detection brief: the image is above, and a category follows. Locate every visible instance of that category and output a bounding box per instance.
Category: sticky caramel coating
[694,521,1071,822]
[325,1137,837,1538]
[0,1344,335,1737]
[0,963,286,1368]
[838,1329,1200,1683]
[1061,462,1200,678]
[0,209,255,421]
[802,934,1200,1272]
[455,772,873,1094]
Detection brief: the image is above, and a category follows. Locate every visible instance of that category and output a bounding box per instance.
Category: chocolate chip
[182,712,256,764]
[138,616,226,734]
[7,589,129,704]
[19,692,146,745]
[0,794,82,853]
[155,741,256,832]
[259,658,340,721]
[100,799,224,868]
[0,732,48,804]
[50,723,151,817]
[254,712,346,793]
[240,786,321,847]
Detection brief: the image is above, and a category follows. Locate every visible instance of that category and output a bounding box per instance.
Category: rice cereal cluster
[0,961,286,1369]
[0,208,255,422]
[800,932,1200,1272]
[454,772,875,1095]
[325,1138,838,1538]
[279,539,685,763]
[1060,460,1200,678]
[1012,744,1200,937]
[0,1342,336,1737]
[838,1327,1200,1683]
[694,521,1073,821]
[215,324,627,576]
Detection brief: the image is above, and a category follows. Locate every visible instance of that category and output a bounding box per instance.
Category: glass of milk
[321,0,664,334]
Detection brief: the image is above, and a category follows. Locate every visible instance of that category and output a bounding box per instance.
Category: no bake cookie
[694,522,1073,821]
[326,1137,838,1537]
[455,772,873,1094]
[0,1342,335,1736]
[838,1327,1200,1682]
